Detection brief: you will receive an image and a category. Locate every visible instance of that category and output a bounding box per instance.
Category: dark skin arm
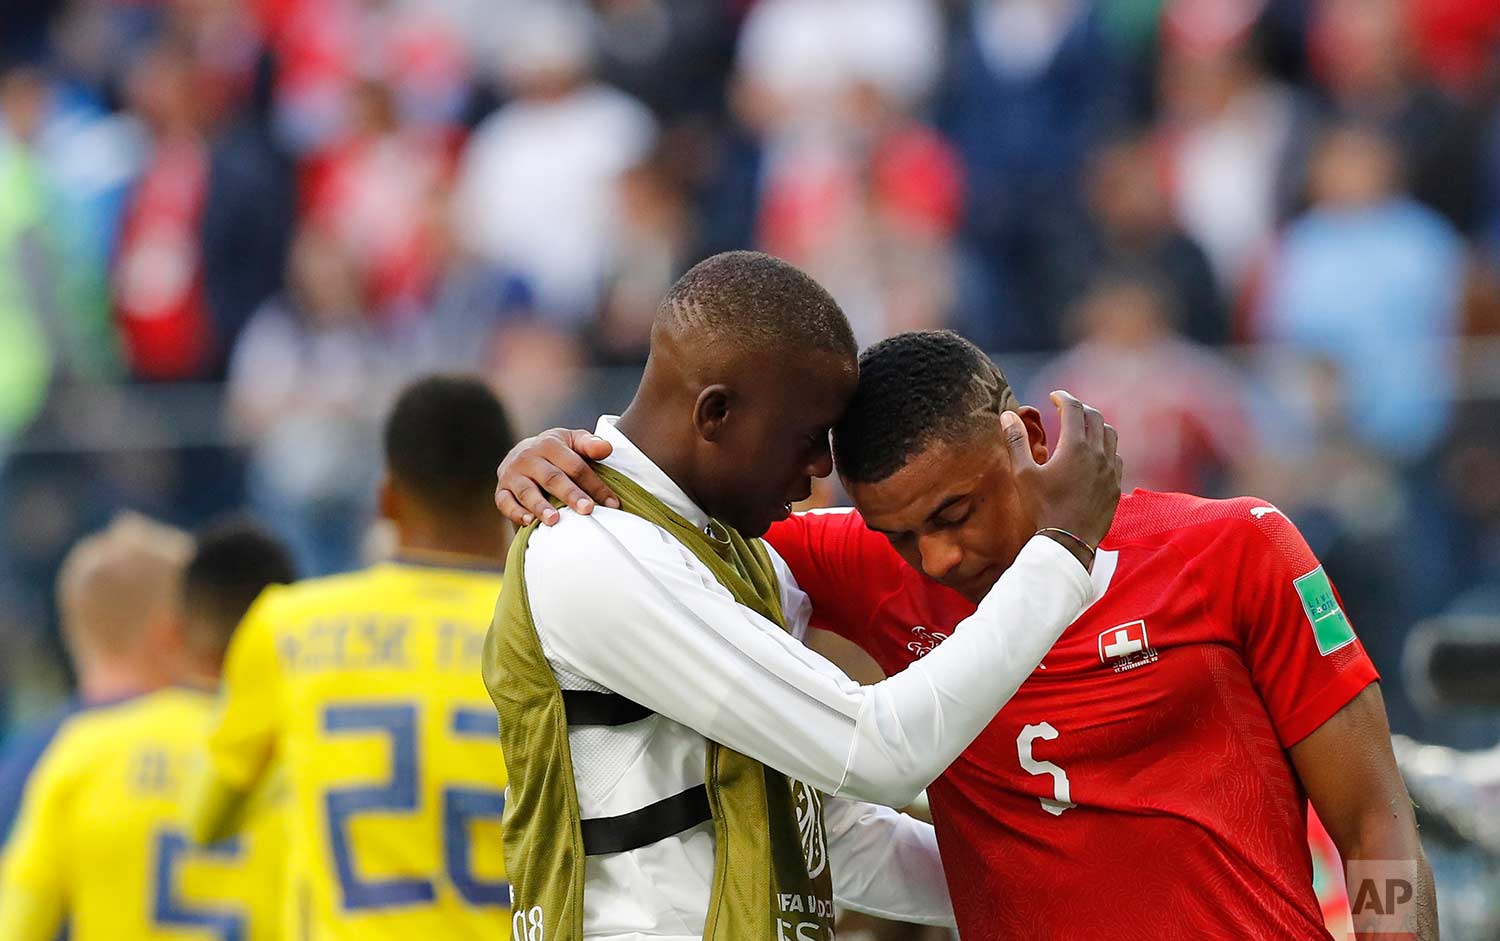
[1289,683,1437,940]
[495,429,620,527]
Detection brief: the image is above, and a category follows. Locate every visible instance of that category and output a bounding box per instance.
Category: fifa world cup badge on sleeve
[1294,566,1356,655]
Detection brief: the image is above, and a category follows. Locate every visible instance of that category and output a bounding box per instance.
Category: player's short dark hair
[658,251,856,359]
[384,374,518,519]
[182,518,296,663]
[833,330,1017,484]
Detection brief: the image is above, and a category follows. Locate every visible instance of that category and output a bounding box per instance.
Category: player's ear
[1016,406,1048,464]
[693,384,733,443]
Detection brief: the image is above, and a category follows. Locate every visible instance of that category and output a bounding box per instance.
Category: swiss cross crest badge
[1097,620,1159,673]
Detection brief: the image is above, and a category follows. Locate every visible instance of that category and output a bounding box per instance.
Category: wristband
[1035,527,1096,570]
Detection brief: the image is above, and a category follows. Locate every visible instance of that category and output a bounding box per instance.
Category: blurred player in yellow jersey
[0,517,297,941]
[189,375,518,940]
[0,512,189,842]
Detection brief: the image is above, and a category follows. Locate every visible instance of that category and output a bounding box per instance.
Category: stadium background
[1,0,1499,937]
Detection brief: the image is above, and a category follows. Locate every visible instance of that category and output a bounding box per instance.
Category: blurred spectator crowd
[3,0,1500,747]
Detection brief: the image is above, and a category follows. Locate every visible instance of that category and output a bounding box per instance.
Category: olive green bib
[483,463,836,941]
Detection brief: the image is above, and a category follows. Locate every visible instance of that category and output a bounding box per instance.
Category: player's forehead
[847,435,993,532]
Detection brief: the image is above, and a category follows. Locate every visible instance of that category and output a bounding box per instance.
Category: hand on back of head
[1003,391,1122,560]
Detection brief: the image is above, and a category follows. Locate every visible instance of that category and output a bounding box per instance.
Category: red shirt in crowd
[113,135,212,380]
[766,490,1378,940]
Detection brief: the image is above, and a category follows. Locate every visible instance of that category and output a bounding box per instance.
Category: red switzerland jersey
[765,491,1378,941]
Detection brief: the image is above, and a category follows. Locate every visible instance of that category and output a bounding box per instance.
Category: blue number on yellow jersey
[203,560,508,940]
[0,688,283,941]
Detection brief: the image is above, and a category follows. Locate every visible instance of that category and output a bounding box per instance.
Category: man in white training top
[484,251,1120,941]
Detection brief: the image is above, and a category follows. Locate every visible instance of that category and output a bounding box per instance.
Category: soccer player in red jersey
[495,330,1435,941]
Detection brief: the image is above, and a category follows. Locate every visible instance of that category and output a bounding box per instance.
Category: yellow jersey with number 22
[199,560,508,941]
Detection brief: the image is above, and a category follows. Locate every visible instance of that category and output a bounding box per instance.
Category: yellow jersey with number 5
[0,687,284,941]
[199,560,508,941]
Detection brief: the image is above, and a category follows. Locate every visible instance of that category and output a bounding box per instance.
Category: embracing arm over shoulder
[529,511,1094,809]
